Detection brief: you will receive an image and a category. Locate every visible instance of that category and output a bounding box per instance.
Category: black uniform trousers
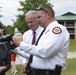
[30,68,54,75]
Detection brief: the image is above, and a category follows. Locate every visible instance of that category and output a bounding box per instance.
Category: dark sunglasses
[36,7,48,13]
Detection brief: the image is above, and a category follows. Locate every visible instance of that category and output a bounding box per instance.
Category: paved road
[15,56,21,65]
[15,52,76,65]
[67,52,76,59]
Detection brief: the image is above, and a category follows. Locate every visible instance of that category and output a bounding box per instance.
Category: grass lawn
[69,40,76,52]
[6,64,24,75]
[61,58,76,75]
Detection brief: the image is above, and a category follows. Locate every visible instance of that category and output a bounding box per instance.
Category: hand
[0,66,7,73]
[13,33,23,46]
[0,67,3,73]
[22,64,27,74]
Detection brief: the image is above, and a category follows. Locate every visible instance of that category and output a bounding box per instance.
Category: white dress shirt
[15,26,43,64]
[15,21,70,70]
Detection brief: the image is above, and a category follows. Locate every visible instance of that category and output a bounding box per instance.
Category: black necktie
[35,28,46,45]
[29,28,46,64]
[26,28,46,72]
[28,31,36,63]
[26,31,36,72]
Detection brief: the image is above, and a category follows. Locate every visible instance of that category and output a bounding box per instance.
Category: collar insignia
[45,29,50,34]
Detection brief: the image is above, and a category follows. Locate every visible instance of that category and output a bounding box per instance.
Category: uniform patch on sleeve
[52,27,62,34]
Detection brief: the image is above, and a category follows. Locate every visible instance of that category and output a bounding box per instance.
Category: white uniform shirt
[17,21,70,70]
[15,26,43,64]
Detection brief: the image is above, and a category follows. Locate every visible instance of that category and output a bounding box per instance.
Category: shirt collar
[46,21,58,29]
[34,26,44,35]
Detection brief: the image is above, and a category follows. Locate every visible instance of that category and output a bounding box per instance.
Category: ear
[47,12,51,19]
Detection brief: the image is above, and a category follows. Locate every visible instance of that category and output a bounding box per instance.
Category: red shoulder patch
[52,27,62,34]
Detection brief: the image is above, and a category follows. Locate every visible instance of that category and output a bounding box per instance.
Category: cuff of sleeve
[13,47,19,53]
[22,60,28,65]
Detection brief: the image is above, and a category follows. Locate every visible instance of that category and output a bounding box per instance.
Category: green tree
[14,0,53,33]
[3,25,14,34]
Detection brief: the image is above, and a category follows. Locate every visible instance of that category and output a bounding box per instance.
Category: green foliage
[14,0,53,33]
[1,0,53,35]
[14,16,29,34]
[18,0,52,13]
[3,25,14,34]
[0,21,3,26]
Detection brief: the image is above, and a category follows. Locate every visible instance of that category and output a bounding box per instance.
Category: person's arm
[22,63,28,74]
[19,55,28,64]
[13,28,70,58]
[19,55,28,74]
[13,47,30,59]
[0,66,7,73]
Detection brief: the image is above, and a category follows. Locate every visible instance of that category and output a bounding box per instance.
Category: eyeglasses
[36,7,48,13]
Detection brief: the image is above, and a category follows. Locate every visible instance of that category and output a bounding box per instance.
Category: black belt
[31,68,54,75]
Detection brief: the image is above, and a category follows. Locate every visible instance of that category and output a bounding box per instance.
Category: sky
[0,0,76,26]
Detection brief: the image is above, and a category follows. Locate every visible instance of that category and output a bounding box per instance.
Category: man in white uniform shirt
[13,6,70,75]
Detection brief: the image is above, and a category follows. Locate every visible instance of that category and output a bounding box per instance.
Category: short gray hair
[25,10,38,19]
